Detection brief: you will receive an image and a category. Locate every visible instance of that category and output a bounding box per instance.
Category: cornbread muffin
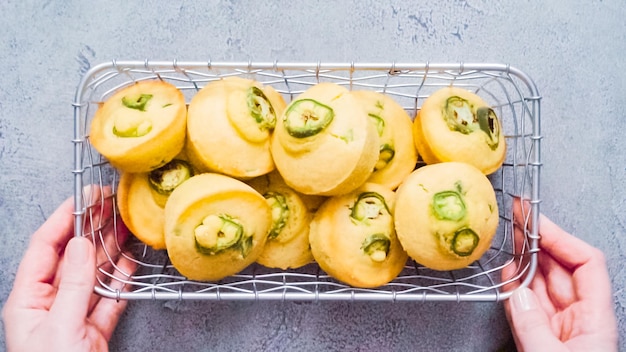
[164,173,272,281]
[247,171,316,269]
[90,80,187,173]
[352,90,418,189]
[394,162,499,271]
[270,82,379,196]
[185,77,286,179]
[414,87,506,175]
[309,183,408,288]
[117,158,194,250]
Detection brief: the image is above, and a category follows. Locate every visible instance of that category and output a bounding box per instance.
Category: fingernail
[511,287,537,312]
[66,237,90,265]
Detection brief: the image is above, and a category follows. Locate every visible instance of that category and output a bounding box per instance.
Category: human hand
[2,186,136,352]
[502,199,618,352]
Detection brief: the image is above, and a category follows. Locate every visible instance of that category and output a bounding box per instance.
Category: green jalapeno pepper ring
[283,98,334,138]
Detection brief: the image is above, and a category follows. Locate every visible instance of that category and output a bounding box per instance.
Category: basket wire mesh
[72,61,541,302]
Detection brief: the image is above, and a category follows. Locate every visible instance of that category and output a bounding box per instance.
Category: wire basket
[72,61,541,302]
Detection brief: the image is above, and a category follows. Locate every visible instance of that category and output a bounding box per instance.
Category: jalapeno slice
[451,227,479,257]
[264,191,290,240]
[247,86,276,131]
[194,214,244,255]
[432,190,466,221]
[112,114,153,137]
[368,113,385,136]
[350,192,391,223]
[122,93,153,111]
[238,235,254,258]
[443,95,501,150]
[374,144,395,171]
[283,98,334,138]
[477,107,501,150]
[148,159,194,196]
[113,94,155,137]
[443,96,477,134]
[361,233,391,262]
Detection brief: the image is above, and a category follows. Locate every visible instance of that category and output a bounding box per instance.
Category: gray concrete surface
[1,1,624,351]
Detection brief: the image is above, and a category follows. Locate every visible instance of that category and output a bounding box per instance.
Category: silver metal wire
[72,61,541,302]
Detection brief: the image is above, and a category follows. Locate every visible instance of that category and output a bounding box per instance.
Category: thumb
[508,287,564,351]
[50,237,96,327]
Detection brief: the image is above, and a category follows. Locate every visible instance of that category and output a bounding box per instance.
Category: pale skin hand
[2,186,136,352]
[502,200,618,352]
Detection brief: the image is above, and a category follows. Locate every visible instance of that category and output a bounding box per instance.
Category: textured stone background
[1,1,624,351]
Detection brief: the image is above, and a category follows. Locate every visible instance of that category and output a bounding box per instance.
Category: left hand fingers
[88,249,137,341]
[88,215,132,313]
[48,185,113,289]
[48,236,96,328]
